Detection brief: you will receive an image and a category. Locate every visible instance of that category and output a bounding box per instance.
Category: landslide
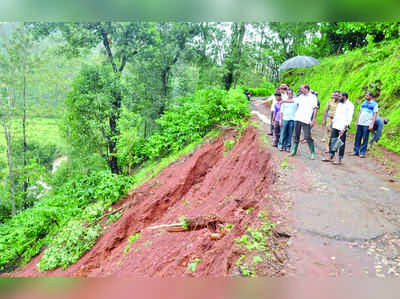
[13,122,287,277]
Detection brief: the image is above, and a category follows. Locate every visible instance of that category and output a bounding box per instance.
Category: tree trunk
[23,74,28,207]
[108,91,122,174]
[99,26,123,174]
[161,67,169,98]
[1,89,16,216]
[233,23,246,89]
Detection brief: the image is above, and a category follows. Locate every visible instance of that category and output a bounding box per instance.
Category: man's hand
[369,124,374,131]
[322,119,326,127]
[339,130,344,136]
[310,120,315,128]
[279,120,282,127]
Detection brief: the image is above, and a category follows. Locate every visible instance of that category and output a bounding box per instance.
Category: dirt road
[252,99,400,277]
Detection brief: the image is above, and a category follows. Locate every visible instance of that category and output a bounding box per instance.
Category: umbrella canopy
[280,55,321,70]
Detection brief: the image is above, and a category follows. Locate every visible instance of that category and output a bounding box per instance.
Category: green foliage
[239,82,275,97]
[128,233,141,244]
[280,157,295,169]
[106,211,122,224]
[120,88,249,168]
[179,216,190,230]
[38,220,102,271]
[224,139,235,154]
[234,219,276,276]
[316,22,400,56]
[245,207,254,215]
[283,39,400,154]
[187,258,202,273]
[0,171,134,272]
[62,64,121,157]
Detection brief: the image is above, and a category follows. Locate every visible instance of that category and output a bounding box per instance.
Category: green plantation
[283,40,400,154]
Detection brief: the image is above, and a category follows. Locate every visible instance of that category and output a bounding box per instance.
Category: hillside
[10,123,290,277]
[283,40,400,154]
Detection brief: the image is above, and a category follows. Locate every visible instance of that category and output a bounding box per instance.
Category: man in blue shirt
[279,89,298,151]
[352,91,378,158]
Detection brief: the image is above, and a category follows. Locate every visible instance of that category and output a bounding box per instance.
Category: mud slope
[15,125,282,277]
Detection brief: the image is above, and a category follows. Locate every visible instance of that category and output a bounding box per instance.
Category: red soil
[13,125,281,277]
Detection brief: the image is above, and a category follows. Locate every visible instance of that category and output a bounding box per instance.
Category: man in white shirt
[323,92,354,164]
[282,84,318,159]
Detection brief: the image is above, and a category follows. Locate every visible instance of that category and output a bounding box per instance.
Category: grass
[0,117,66,149]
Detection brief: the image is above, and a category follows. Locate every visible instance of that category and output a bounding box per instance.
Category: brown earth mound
[13,124,286,277]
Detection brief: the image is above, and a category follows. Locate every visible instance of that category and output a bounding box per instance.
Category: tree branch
[99,26,117,73]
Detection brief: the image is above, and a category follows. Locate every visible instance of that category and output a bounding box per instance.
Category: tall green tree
[223,22,247,90]
[31,22,154,174]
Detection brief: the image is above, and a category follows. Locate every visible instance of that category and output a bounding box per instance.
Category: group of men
[256,84,387,164]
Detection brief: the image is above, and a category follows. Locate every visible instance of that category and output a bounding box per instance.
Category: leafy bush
[120,88,249,167]
[38,220,102,271]
[0,171,134,272]
[239,82,275,97]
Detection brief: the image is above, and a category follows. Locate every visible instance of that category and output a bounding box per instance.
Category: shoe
[359,155,366,158]
[321,138,326,142]
[322,157,333,162]
[279,147,284,151]
[307,142,315,160]
[289,142,299,156]
[267,132,273,136]
[350,152,358,156]
[333,159,343,165]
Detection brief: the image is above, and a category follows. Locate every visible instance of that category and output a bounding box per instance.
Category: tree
[223,22,247,90]
[31,22,154,174]
[0,87,16,216]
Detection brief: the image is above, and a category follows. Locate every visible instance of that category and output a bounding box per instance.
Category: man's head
[333,91,340,101]
[275,87,280,93]
[274,92,282,101]
[365,91,374,101]
[301,84,310,95]
[341,92,348,103]
[280,84,288,93]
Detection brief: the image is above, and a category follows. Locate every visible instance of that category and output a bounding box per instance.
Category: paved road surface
[252,98,400,277]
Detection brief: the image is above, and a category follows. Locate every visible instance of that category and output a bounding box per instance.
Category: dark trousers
[329,128,347,159]
[279,120,294,150]
[353,125,370,155]
[270,111,274,133]
[293,121,313,144]
[273,121,281,146]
